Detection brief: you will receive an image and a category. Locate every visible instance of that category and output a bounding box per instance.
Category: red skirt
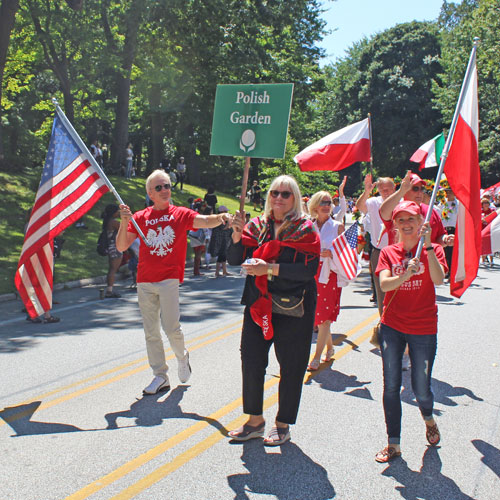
[315,263,342,327]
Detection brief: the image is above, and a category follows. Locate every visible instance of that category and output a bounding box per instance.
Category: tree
[435,0,500,185]
[313,22,443,181]
[0,0,20,161]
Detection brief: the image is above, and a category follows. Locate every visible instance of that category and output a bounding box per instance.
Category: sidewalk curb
[0,275,108,304]
[0,261,198,304]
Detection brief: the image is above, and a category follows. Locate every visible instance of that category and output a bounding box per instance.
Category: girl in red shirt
[375,201,447,463]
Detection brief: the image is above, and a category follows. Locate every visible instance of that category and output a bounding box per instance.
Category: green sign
[210,83,294,159]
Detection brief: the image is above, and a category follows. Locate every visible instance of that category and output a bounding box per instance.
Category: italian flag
[294,118,371,171]
[410,132,445,170]
[444,57,481,298]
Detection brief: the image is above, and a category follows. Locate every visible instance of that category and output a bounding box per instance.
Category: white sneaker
[178,352,192,383]
[402,354,411,371]
[143,375,170,395]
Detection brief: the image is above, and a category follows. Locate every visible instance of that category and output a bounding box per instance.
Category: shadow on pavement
[1,386,227,437]
[0,401,84,436]
[227,440,335,500]
[0,274,246,354]
[305,368,373,400]
[381,446,474,499]
[471,439,500,478]
[104,385,226,433]
[401,375,483,410]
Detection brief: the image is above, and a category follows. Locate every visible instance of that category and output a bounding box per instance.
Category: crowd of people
[91,166,498,457]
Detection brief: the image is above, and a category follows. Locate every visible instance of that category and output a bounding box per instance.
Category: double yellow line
[66,312,379,500]
[0,320,243,427]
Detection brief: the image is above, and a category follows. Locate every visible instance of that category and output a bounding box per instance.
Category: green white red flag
[410,132,445,170]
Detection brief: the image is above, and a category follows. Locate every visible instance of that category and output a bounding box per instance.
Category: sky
[319,0,444,65]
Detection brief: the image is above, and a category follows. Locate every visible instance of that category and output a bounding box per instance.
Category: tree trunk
[109,0,142,173]
[0,0,20,160]
[149,83,163,172]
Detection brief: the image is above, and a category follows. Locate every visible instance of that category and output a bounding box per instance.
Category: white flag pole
[415,37,479,259]
[52,98,150,247]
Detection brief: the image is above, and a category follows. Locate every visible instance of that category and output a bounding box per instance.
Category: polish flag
[444,57,481,298]
[481,210,500,255]
[294,118,371,171]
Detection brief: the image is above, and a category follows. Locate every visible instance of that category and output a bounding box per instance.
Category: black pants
[174,172,185,190]
[240,300,314,425]
[444,227,455,273]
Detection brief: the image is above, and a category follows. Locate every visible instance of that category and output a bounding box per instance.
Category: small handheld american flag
[332,221,361,282]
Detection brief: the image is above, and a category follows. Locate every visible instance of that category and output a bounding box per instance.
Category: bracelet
[426,246,433,251]
[267,264,274,281]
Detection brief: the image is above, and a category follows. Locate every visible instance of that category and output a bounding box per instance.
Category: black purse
[271,291,305,317]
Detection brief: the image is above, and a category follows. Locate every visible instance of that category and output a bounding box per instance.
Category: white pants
[137,279,187,378]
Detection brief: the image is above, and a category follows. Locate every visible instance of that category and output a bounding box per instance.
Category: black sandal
[228,422,265,441]
[263,425,290,446]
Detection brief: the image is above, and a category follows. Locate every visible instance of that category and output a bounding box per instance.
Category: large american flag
[15,111,109,318]
[331,221,361,282]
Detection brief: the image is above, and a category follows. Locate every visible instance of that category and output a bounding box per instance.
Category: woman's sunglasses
[154,183,171,192]
[411,186,426,192]
[270,190,292,199]
[319,200,332,206]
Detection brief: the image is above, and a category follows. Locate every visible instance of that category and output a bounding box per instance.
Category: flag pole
[51,98,150,247]
[415,37,480,259]
[367,113,373,177]
[240,156,251,213]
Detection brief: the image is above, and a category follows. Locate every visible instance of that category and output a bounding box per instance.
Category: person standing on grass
[374,201,447,463]
[116,169,231,395]
[101,204,123,299]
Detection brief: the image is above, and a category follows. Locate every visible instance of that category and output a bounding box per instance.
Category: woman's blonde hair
[146,169,171,193]
[262,175,303,238]
[263,175,303,221]
[308,191,332,219]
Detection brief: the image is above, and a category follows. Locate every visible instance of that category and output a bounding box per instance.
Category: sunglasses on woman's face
[319,200,332,206]
[270,190,292,199]
[154,183,171,192]
[411,186,426,192]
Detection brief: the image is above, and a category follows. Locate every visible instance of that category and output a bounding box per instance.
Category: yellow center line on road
[1,321,242,427]
[66,314,379,500]
[109,323,378,500]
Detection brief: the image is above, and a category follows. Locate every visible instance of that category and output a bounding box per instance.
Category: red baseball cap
[409,173,426,186]
[392,201,421,220]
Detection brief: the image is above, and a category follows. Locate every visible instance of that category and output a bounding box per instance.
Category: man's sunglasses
[154,183,172,192]
[270,190,292,199]
[319,200,332,206]
[411,186,426,192]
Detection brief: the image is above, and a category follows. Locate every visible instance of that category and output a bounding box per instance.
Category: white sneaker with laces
[178,352,192,383]
[143,375,170,395]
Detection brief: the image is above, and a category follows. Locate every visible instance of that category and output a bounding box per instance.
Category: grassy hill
[0,171,258,295]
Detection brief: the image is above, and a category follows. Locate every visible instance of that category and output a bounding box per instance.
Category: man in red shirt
[117,169,231,394]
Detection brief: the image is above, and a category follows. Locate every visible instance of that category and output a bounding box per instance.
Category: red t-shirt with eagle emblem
[128,204,197,283]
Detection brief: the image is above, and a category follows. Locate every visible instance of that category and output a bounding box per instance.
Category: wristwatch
[267,264,274,281]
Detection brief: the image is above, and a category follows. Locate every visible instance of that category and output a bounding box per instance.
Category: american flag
[15,111,109,318]
[331,221,361,282]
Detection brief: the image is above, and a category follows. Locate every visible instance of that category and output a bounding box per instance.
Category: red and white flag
[294,118,371,171]
[15,111,109,318]
[444,58,481,298]
[481,210,500,255]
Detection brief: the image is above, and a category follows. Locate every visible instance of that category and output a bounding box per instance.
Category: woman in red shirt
[375,201,447,463]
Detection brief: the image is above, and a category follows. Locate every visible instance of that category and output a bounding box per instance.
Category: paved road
[0,261,499,500]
